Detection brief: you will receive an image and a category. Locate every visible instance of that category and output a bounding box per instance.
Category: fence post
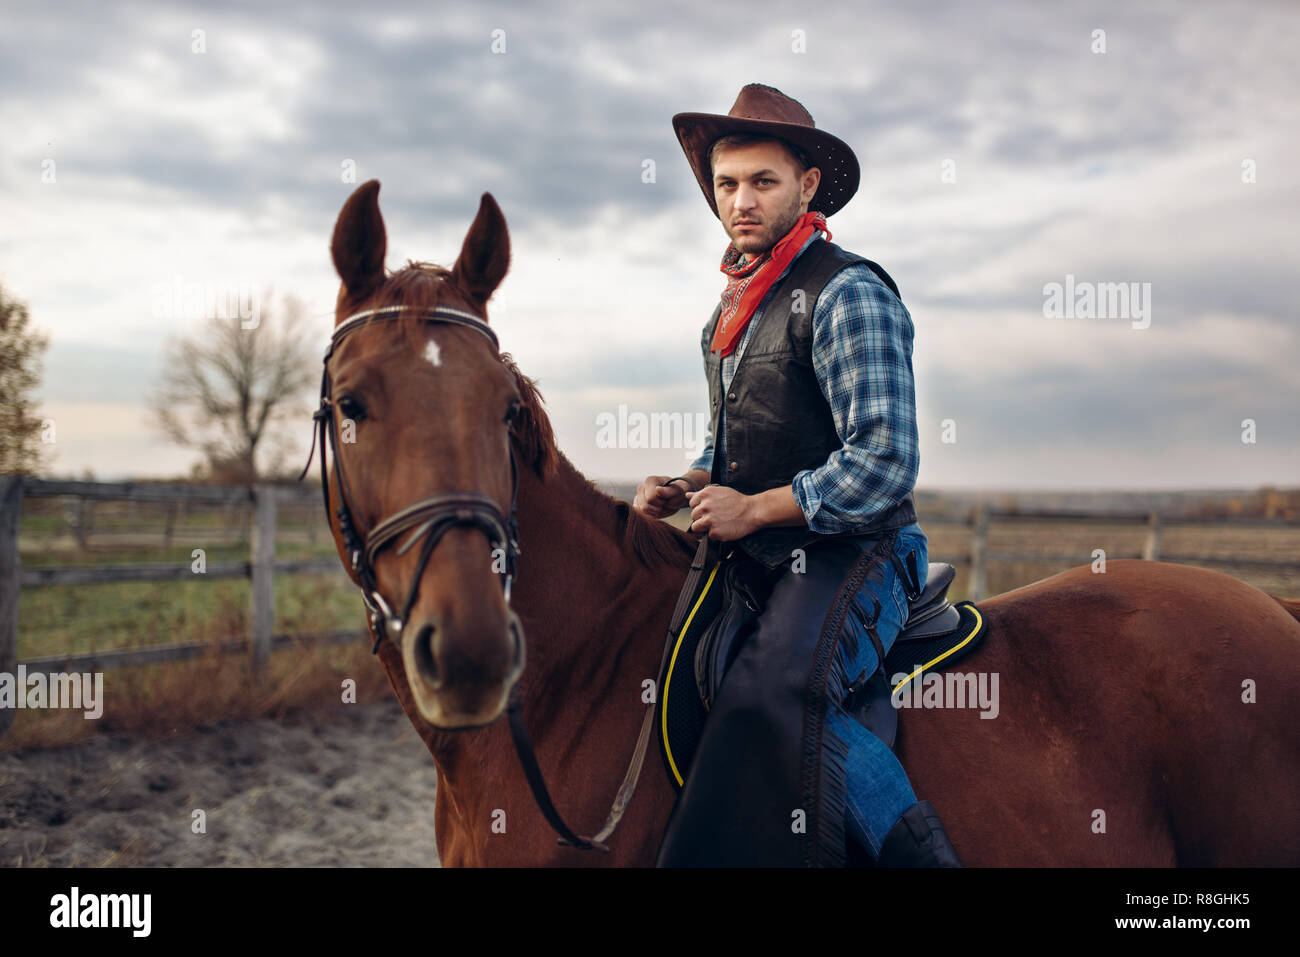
[250,484,277,671]
[0,476,23,736]
[968,504,988,601]
[73,496,90,549]
[1142,511,1161,561]
[163,500,177,548]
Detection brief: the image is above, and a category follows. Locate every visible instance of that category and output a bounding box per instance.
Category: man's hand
[636,474,805,541]
[634,475,690,518]
[684,485,762,541]
[687,483,808,540]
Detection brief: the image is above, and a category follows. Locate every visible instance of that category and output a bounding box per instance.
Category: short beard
[734,192,803,257]
[765,196,803,249]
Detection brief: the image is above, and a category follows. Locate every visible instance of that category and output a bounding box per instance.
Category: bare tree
[151,293,318,482]
[0,283,50,475]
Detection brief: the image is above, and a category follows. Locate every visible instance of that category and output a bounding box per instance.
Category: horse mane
[379,261,456,350]
[501,353,697,573]
[374,261,696,574]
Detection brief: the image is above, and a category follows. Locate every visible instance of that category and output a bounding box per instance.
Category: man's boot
[876,800,964,867]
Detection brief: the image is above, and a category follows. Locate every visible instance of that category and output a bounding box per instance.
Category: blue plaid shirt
[688,238,920,534]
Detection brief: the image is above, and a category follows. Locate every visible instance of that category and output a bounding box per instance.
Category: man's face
[712,140,821,260]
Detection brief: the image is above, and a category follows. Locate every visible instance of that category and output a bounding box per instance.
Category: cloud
[2,0,1295,488]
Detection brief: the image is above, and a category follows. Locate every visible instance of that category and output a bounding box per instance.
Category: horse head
[323,179,554,730]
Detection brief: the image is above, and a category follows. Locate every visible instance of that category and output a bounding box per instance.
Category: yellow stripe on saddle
[890,603,986,698]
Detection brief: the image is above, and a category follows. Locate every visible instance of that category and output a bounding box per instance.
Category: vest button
[728,392,736,401]
[729,461,738,471]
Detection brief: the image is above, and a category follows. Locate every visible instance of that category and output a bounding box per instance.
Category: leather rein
[298,303,705,853]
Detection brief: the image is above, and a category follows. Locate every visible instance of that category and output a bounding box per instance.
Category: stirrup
[876,800,964,868]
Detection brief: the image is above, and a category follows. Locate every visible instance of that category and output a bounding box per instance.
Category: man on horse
[635,83,962,867]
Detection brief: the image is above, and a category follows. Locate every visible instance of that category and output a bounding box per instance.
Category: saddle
[656,539,987,789]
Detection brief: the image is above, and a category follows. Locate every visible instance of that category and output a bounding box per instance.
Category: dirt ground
[0,701,441,867]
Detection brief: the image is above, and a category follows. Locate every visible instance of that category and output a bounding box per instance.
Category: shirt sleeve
[790,264,920,534]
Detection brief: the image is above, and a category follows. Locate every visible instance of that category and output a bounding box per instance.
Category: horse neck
[419,449,691,767]
[413,446,695,862]
[508,451,691,694]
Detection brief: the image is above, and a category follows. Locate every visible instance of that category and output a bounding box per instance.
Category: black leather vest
[702,237,918,568]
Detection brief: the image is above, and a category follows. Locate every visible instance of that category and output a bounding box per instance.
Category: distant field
[662,507,1300,599]
[8,498,384,749]
[18,498,356,660]
[923,518,1300,599]
[7,489,1298,750]
[16,495,1300,663]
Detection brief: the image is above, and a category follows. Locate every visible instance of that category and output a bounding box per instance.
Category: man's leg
[655,533,900,867]
[832,523,963,866]
[831,523,926,857]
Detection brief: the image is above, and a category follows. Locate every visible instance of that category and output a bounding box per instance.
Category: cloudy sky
[3,0,1297,489]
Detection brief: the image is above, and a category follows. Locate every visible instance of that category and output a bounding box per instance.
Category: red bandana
[710,210,831,357]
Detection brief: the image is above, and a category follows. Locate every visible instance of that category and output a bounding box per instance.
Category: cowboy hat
[672,83,860,219]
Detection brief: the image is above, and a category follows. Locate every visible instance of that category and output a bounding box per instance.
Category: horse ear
[451,192,510,306]
[331,180,387,301]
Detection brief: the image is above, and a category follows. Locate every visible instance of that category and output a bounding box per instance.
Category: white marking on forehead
[423,339,442,368]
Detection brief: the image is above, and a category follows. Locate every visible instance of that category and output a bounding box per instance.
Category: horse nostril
[413,623,441,688]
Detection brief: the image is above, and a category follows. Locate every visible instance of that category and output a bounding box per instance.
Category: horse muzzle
[401,607,526,729]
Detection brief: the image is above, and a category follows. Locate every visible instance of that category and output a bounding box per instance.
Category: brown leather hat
[672,83,860,219]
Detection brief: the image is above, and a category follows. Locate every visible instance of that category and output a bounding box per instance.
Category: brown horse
[323,180,1300,866]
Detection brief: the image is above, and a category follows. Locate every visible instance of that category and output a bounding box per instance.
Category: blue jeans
[655,522,931,866]
[827,521,929,858]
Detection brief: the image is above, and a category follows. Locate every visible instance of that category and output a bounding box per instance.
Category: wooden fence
[2,477,1297,738]
[0,476,361,736]
[924,506,1298,601]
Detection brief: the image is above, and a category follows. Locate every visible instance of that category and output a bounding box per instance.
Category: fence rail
[924,505,1298,599]
[17,629,362,676]
[0,477,344,736]
[2,477,1297,736]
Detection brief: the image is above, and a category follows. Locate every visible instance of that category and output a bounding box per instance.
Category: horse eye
[337,396,366,422]
[505,398,522,424]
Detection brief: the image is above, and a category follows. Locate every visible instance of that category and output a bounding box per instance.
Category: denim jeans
[655,521,932,866]
[826,521,929,858]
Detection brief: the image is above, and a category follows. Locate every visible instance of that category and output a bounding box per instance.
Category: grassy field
[922,518,1300,599]
[20,499,1300,660]
[7,495,1297,751]
[19,572,360,660]
[17,494,348,653]
[6,499,386,750]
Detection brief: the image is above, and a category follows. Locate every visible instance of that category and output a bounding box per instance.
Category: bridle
[300,304,521,655]
[298,300,671,855]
